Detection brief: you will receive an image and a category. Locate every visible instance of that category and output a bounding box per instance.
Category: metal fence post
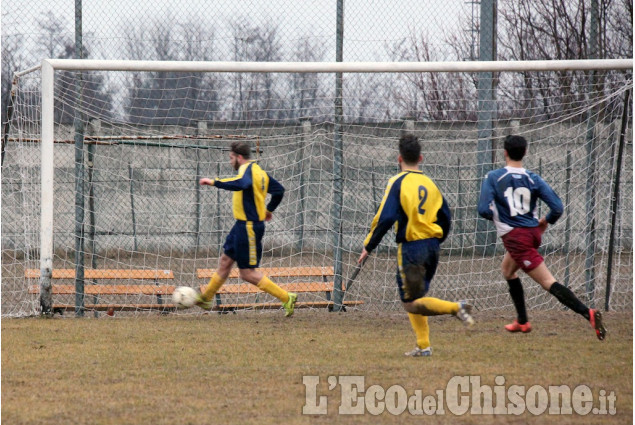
[73,0,86,317]
[475,0,498,256]
[583,0,600,307]
[605,89,631,311]
[332,0,345,311]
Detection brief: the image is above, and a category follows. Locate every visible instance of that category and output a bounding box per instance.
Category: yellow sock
[413,297,459,315]
[201,273,226,301]
[407,313,430,349]
[257,276,289,304]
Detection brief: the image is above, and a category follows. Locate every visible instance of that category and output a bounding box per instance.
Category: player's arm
[209,166,253,191]
[266,174,285,213]
[537,176,564,225]
[477,173,495,221]
[363,181,400,254]
[435,195,452,243]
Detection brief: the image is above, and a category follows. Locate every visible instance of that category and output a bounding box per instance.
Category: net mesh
[2,66,632,317]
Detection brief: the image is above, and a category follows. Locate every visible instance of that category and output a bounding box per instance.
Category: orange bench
[26,269,175,313]
[197,266,364,312]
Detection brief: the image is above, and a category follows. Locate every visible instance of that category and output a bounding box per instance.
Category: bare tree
[229,18,284,121]
[1,34,25,126]
[287,37,328,121]
[122,17,219,125]
[497,0,632,121]
[32,13,113,124]
[36,12,73,60]
[387,30,477,121]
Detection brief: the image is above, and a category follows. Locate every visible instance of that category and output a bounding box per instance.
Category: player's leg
[399,240,473,357]
[501,252,531,332]
[404,313,431,357]
[524,244,605,340]
[237,221,297,316]
[400,241,473,323]
[239,268,297,317]
[526,263,595,320]
[197,223,240,309]
[196,254,234,310]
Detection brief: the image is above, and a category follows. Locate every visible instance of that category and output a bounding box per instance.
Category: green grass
[2,311,632,424]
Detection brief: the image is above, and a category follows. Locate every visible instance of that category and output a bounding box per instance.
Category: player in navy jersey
[478,135,606,340]
[196,141,297,316]
[358,134,474,357]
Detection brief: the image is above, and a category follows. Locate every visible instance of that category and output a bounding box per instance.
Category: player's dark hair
[399,134,421,165]
[504,135,527,161]
[230,141,251,159]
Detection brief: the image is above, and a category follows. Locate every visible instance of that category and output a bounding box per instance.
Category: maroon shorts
[501,227,544,272]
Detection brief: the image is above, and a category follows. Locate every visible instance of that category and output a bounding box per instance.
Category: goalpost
[2,58,632,317]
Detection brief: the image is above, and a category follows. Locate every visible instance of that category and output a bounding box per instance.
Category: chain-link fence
[2,1,633,317]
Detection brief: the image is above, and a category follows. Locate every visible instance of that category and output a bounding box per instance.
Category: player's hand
[358,248,369,265]
[538,217,548,233]
[265,211,273,222]
[199,178,214,186]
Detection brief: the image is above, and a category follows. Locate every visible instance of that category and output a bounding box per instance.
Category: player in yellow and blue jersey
[358,134,474,357]
[196,141,297,316]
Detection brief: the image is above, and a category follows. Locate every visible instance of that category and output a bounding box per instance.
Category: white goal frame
[38,58,633,311]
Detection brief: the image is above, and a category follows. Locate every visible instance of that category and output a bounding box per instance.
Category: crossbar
[42,58,633,73]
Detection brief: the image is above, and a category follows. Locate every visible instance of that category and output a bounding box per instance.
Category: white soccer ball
[172,286,198,308]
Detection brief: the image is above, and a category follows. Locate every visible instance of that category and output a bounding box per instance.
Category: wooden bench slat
[25,269,174,279]
[49,300,364,312]
[28,285,174,295]
[29,282,335,296]
[197,267,334,279]
[211,301,364,311]
[213,282,334,294]
[51,304,176,312]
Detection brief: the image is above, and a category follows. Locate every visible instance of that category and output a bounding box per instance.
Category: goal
[2,59,632,317]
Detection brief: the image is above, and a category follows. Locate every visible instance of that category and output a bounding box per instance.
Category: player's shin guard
[202,273,226,301]
[257,276,290,303]
[507,278,528,324]
[407,313,430,349]
[549,282,590,320]
[411,297,459,315]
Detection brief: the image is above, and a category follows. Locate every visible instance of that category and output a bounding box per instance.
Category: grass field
[2,311,632,424]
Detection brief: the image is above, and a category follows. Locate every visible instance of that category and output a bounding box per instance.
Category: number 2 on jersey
[503,186,531,216]
[418,185,428,215]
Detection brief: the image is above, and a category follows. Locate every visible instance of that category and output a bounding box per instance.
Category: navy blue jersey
[477,166,563,236]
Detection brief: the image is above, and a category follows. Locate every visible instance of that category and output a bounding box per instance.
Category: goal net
[2,59,632,317]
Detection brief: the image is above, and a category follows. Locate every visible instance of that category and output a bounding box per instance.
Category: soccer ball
[172,286,198,308]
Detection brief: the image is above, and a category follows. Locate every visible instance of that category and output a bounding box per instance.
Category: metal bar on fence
[87,137,98,317]
[605,89,631,311]
[564,151,572,290]
[538,158,542,218]
[128,161,138,252]
[296,121,310,252]
[73,0,86,317]
[195,149,201,250]
[332,0,345,312]
[583,0,600,308]
[371,160,378,210]
[216,161,221,249]
[456,157,463,249]
[475,0,497,256]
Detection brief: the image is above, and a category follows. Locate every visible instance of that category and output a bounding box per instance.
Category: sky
[2,0,470,67]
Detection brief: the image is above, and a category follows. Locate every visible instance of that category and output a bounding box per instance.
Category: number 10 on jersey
[503,187,531,216]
